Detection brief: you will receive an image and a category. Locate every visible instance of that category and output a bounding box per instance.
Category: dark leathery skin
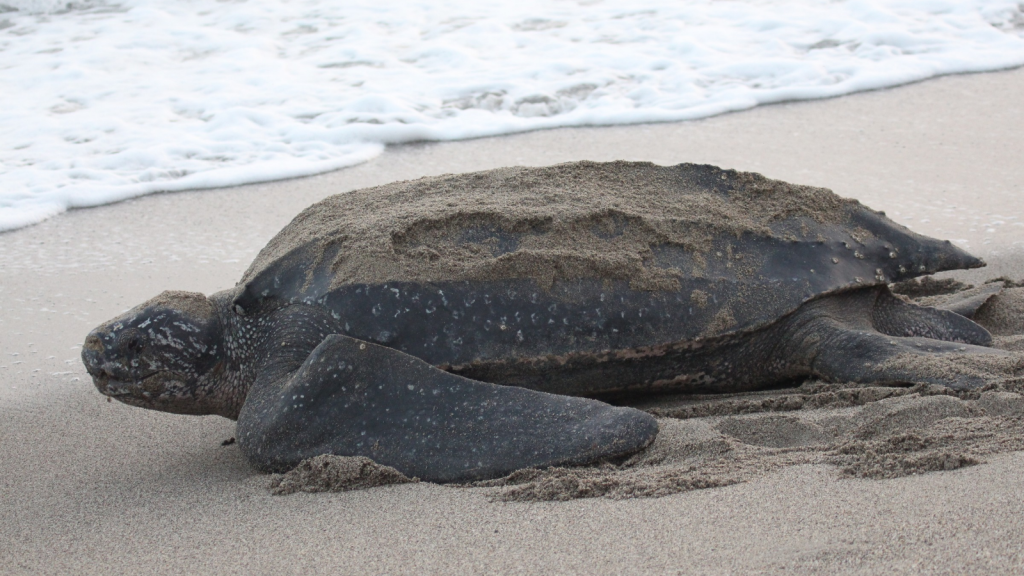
[81,295,233,417]
[233,207,984,383]
[238,334,659,481]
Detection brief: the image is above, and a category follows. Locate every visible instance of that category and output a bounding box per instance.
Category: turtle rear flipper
[237,334,658,483]
[794,288,1009,390]
[810,327,1007,390]
[870,287,993,345]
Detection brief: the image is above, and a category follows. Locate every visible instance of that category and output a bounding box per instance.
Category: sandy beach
[3,67,1024,574]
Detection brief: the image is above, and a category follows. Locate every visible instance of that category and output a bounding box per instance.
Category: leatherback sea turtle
[82,161,1003,483]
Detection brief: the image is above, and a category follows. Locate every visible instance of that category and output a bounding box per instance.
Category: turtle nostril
[81,348,101,373]
[84,334,104,353]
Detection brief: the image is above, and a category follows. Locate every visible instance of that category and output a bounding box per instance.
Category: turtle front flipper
[237,334,658,483]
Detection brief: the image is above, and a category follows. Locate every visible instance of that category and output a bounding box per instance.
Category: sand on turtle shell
[241,161,857,293]
[269,455,417,495]
[890,276,972,298]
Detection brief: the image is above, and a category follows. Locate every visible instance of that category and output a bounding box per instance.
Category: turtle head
[82,291,234,418]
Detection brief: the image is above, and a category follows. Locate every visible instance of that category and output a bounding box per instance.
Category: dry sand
[3,68,1024,574]
[269,455,417,496]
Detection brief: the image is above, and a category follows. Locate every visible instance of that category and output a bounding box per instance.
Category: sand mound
[270,455,417,495]
[975,286,1024,335]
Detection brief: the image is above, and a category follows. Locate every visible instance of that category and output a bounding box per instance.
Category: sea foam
[1,0,1023,231]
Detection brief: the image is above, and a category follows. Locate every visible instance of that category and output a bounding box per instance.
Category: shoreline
[7,0,1024,234]
[13,65,1023,238]
[2,67,1023,574]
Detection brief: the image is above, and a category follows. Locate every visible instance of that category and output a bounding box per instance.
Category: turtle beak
[82,330,123,396]
[81,332,105,376]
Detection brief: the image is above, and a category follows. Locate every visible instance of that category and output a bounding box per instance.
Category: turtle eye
[119,329,144,354]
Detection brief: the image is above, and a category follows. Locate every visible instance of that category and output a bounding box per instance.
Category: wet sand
[2,67,1024,574]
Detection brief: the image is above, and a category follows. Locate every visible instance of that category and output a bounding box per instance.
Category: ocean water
[1,0,1023,231]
